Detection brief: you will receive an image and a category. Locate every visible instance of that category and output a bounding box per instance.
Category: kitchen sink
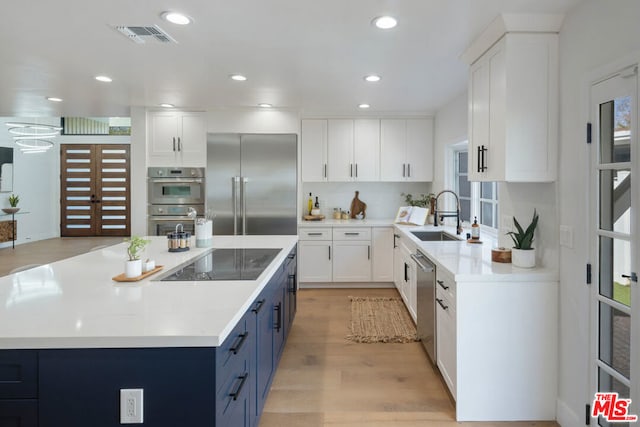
[410,231,461,241]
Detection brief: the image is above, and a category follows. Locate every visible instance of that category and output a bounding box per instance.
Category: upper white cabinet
[352,119,380,181]
[148,111,206,167]
[465,30,558,182]
[327,119,354,181]
[380,118,433,182]
[301,119,328,182]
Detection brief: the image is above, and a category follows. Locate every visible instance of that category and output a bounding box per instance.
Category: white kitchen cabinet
[327,119,379,182]
[332,240,372,282]
[393,232,403,293]
[301,119,328,182]
[148,111,206,167]
[398,240,417,322]
[435,268,457,398]
[380,118,433,182]
[372,227,394,282]
[466,33,558,182]
[298,240,332,282]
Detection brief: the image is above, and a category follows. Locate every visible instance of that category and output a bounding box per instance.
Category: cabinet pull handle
[173,137,176,152]
[287,253,295,259]
[407,163,411,177]
[368,245,370,260]
[307,232,323,236]
[324,163,327,178]
[404,263,408,282]
[251,299,266,314]
[350,163,353,177]
[328,246,331,260]
[178,137,182,152]
[229,373,249,401]
[229,332,249,355]
[393,234,398,248]
[355,163,358,178]
[288,273,297,293]
[436,298,449,310]
[274,302,282,332]
[344,232,360,236]
[480,145,488,172]
[477,146,481,172]
[403,163,406,177]
[437,280,449,290]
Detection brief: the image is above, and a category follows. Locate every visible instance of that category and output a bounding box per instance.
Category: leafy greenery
[125,236,151,261]
[614,281,631,307]
[507,209,539,250]
[8,194,19,207]
[401,193,435,208]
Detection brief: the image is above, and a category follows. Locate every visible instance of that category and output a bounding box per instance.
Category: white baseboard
[557,398,582,427]
[299,281,395,289]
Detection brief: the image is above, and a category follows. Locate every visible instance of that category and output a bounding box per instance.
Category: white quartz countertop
[394,224,558,282]
[0,235,298,349]
[298,218,394,227]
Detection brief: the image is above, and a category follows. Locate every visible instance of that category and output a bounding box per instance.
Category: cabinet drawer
[0,350,38,399]
[0,399,38,427]
[216,315,251,384]
[332,227,371,240]
[436,269,456,301]
[298,228,331,240]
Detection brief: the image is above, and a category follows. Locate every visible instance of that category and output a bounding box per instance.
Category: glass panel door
[591,66,638,427]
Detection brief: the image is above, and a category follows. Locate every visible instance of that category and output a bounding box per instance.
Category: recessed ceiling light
[46,97,63,102]
[258,103,272,108]
[230,74,247,81]
[372,16,397,30]
[95,75,112,83]
[364,75,381,82]
[161,11,192,25]
[358,104,371,109]
[160,103,175,108]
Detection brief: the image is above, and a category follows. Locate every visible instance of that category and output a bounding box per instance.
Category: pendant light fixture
[5,122,62,153]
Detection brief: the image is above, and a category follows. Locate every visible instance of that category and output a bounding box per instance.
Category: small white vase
[125,259,142,278]
[511,248,536,268]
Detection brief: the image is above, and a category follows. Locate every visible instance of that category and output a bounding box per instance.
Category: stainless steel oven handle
[410,253,434,272]
[149,178,203,184]
[242,177,248,235]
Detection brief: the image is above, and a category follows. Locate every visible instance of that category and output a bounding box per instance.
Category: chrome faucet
[433,190,463,235]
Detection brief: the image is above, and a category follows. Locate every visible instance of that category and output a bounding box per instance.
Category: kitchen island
[0,235,298,427]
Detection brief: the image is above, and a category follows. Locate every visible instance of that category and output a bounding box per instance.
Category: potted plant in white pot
[506,209,539,268]
[124,236,151,278]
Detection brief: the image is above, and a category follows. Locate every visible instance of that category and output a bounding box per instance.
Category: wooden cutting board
[303,215,325,221]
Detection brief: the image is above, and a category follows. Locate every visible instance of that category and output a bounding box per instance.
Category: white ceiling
[0,0,583,118]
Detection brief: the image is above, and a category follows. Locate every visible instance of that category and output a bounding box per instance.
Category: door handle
[231,177,239,235]
[622,272,638,282]
[241,177,248,235]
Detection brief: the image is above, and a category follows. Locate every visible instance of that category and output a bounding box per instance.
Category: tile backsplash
[302,182,432,219]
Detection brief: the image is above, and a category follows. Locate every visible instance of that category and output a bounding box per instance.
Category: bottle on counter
[471,216,480,240]
[314,196,319,209]
[307,193,313,215]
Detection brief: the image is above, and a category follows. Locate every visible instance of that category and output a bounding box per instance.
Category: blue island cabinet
[0,246,297,427]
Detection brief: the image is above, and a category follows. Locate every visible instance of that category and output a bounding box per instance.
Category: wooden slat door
[60,144,130,237]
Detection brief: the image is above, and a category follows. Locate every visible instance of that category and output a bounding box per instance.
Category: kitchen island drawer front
[216,315,251,391]
[299,228,331,240]
[332,227,371,241]
[0,399,38,427]
[0,350,38,399]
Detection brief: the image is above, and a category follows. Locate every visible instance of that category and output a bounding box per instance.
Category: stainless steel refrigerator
[206,133,297,235]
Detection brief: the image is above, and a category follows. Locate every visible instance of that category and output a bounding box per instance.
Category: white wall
[556,1,640,426]
[302,182,431,220]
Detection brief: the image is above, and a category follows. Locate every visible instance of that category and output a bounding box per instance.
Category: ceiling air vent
[113,25,177,44]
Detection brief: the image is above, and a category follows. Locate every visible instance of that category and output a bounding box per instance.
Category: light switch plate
[120,388,144,424]
[559,225,574,248]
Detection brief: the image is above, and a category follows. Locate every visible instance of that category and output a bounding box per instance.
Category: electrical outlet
[120,389,144,424]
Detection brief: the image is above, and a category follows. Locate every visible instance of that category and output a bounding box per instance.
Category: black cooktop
[159,248,281,281]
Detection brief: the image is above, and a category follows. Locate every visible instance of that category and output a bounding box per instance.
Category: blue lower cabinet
[0,399,38,427]
[0,350,38,399]
[39,348,217,427]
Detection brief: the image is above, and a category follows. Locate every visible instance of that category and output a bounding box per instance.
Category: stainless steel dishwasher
[412,250,436,364]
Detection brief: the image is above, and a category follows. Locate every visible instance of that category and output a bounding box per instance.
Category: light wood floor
[261,288,559,427]
[0,236,123,277]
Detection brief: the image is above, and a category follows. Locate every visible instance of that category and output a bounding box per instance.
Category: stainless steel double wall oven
[147,167,205,235]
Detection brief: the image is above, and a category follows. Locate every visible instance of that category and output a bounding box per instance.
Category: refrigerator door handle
[232,176,239,235]
[241,177,248,235]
